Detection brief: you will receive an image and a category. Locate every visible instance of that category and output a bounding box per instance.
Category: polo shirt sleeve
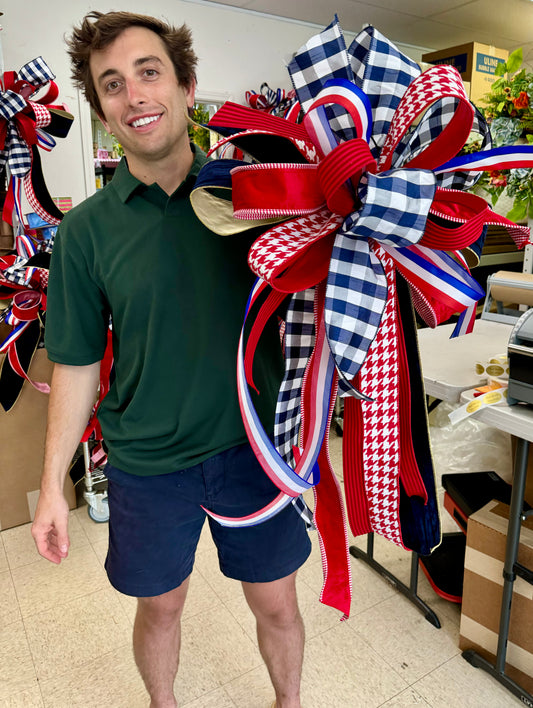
[45,221,109,366]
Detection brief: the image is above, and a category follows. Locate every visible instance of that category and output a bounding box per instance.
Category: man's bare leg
[133,577,190,708]
[242,571,304,708]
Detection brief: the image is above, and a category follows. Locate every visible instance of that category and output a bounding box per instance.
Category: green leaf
[495,61,506,77]
[491,77,504,91]
[497,100,506,112]
[527,134,533,144]
[506,201,528,222]
[506,48,523,74]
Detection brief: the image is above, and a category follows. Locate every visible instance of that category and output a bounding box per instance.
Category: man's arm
[31,361,100,564]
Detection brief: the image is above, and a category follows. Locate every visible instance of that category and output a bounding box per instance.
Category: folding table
[418,320,533,705]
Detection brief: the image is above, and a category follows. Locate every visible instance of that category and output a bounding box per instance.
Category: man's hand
[32,361,100,564]
[31,491,71,564]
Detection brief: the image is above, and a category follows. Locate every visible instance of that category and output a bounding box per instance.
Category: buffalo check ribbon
[191,17,532,618]
[0,57,74,227]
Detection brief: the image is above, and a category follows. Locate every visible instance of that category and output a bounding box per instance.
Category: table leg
[350,534,441,628]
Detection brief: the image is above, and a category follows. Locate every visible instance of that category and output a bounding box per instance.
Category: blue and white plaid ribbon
[285,19,438,395]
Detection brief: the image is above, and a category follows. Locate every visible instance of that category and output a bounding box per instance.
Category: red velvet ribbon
[11,289,42,321]
[81,328,114,443]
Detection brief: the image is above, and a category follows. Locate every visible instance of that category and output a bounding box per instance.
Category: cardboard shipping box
[422,42,508,105]
[0,347,77,530]
[460,500,533,694]
[0,220,13,253]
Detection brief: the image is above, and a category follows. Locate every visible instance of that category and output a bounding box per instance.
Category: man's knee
[243,573,301,625]
[136,577,190,627]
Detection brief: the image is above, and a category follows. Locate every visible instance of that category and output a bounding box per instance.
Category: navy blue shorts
[104,443,312,597]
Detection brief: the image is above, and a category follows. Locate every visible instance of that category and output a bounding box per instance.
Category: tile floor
[0,433,521,707]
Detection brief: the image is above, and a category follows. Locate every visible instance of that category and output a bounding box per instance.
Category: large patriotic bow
[0,57,74,227]
[191,18,532,618]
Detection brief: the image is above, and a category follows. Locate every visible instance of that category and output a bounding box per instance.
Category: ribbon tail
[395,275,441,555]
[396,294,428,502]
[452,304,477,337]
[314,426,352,619]
[274,288,316,464]
[81,328,114,442]
[0,319,43,411]
[244,288,287,393]
[302,283,352,619]
[358,246,405,548]
[23,146,64,225]
[2,177,15,226]
[202,492,294,527]
[8,343,50,394]
[342,391,371,536]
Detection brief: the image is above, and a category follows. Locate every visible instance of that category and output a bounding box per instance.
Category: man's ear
[185,78,196,109]
[97,113,111,134]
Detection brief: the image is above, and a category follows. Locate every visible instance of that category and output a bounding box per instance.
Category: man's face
[90,26,195,170]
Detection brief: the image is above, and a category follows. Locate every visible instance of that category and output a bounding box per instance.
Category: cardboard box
[460,500,533,694]
[0,220,13,252]
[0,348,77,529]
[422,42,509,105]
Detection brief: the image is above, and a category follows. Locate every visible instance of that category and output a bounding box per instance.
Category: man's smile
[129,113,163,129]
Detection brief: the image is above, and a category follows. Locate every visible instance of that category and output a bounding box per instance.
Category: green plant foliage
[471,47,533,222]
[187,104,211,153]
[111,136,124,157]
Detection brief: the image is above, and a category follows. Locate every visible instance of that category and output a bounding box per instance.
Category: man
[31,11,310,708]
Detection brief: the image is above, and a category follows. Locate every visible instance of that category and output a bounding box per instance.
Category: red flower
[512,91,529,109]
[489,170,507,188]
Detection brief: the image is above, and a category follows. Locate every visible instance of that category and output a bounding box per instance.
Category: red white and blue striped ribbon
[303,79,373,157]
[36,128,56,151]
[383,243,484,312]
[436,144,533,174]
[202,278,336,527]
[0,320,30,351]
[382,242,484,338]
[16,230,38,260]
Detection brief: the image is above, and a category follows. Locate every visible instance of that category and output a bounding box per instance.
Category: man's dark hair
[67,11,198,117]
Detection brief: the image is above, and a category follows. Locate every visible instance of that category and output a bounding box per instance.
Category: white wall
[2,0,424,209]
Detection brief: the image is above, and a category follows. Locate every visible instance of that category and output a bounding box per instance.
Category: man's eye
[105,80,121,92]
[144,69,158,78]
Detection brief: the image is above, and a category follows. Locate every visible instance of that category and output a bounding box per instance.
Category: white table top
[461,396,533,444]
[417,320,513,403]
[417,319,533,443]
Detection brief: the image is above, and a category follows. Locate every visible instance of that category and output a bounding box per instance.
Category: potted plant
[474,48,533,223]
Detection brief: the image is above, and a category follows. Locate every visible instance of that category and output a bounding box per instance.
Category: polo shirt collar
[111,143,208,203]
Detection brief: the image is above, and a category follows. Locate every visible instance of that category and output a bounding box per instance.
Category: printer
[507,308,533,406]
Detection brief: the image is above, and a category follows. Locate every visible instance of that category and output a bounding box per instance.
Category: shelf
[479,251,524,266]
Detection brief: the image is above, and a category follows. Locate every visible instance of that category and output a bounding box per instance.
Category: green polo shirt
[45,147,283,475]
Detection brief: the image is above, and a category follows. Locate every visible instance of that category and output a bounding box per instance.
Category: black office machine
[507,308,533,406]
